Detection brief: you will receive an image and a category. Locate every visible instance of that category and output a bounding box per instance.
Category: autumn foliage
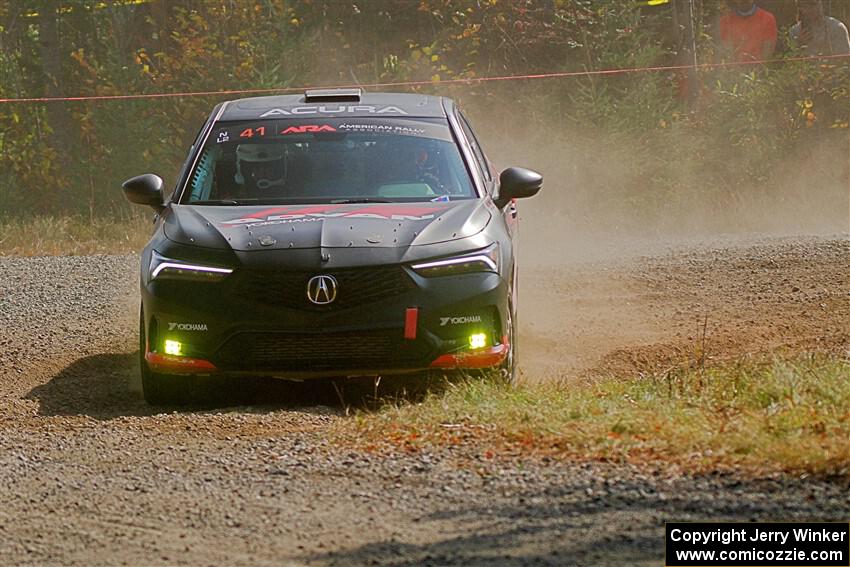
[0,1,846,219]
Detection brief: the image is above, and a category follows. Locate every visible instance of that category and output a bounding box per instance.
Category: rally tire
[139,304,194,406]
[497,301,518,385]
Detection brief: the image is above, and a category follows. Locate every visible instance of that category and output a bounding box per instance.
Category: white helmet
[234,144,286,190]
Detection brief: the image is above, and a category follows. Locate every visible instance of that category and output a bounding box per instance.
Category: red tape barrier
[0,53,847,104]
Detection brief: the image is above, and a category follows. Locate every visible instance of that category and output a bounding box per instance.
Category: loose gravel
[1,241,849,566]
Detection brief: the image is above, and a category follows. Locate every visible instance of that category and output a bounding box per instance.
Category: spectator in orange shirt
[718,1,778,63]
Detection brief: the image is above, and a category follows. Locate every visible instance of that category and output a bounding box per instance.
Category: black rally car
[123,89,542,404]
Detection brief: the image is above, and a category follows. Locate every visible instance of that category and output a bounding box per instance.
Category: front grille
[236,266,414,311]
[215,330,432,372]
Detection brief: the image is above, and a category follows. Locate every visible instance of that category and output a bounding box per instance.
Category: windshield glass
[182,118,475,205]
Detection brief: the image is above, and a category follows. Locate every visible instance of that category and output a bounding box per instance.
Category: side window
[175,112,219,202]
[189,145,221,201]
[458,112,492,183]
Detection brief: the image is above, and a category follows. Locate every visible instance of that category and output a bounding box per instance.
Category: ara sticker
[281,124,337,134]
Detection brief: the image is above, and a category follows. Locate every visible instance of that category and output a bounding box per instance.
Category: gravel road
[1,237,848,566]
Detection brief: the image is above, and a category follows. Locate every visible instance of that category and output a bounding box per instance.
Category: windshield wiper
[330,198,393,204]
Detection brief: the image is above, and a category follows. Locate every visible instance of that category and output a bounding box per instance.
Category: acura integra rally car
[123,88,542,404]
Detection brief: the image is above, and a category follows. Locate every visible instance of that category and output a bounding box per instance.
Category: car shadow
[25,350,453,420]
[302,474,850,566]
[299,480,668,566]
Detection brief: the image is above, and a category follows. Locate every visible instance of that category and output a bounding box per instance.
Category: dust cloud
[451,85,849,379]
[458,88,850,266]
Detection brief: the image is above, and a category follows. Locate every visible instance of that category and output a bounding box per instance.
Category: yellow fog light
[469,333,487,350]
[164,340,183,356]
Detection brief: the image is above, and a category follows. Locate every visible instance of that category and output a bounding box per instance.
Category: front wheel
[498,303,518,385]
[139,304,194,406]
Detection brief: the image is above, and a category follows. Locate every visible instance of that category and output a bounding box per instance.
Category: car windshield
[182,117,476,205]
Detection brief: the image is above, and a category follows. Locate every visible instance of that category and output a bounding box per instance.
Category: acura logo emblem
[306,275,338,305]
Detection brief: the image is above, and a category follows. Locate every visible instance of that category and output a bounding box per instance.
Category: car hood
[163,200,493,252]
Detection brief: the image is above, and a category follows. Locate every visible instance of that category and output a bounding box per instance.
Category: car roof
[219,91,449,121]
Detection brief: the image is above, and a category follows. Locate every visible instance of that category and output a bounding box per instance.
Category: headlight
[149,250,233,282]
[411,243,500,277]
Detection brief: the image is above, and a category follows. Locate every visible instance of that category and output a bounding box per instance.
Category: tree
[36,1,77,170]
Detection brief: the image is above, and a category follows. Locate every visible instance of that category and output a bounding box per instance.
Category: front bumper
[141,265,510,378]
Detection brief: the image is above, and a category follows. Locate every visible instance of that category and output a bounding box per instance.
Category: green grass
[347,355,850,476]
[0,215,150,256]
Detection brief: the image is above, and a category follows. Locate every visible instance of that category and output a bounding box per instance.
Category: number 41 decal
[240,127,266,138]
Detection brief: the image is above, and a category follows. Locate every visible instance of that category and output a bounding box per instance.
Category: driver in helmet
[233,144,286,196]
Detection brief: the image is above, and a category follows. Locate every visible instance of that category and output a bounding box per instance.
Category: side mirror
[122,174,165,211]
[495,167,542,208]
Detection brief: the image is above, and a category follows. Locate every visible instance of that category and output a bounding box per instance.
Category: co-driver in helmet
[381,137,441,190]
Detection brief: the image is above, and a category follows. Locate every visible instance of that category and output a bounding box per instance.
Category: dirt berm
[0,235,848,566]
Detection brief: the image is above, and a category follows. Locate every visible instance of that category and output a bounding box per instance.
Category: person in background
[790,0,850,57]
[718,1,778,63]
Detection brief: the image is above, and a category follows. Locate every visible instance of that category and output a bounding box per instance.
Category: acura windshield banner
[666,522,849,566]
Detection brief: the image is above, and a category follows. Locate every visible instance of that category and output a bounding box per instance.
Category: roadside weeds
[0,215,150,256]
[341,353,850,478]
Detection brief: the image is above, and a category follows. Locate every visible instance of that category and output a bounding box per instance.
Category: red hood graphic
[164,201,492,251]
[224,203,450,225]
